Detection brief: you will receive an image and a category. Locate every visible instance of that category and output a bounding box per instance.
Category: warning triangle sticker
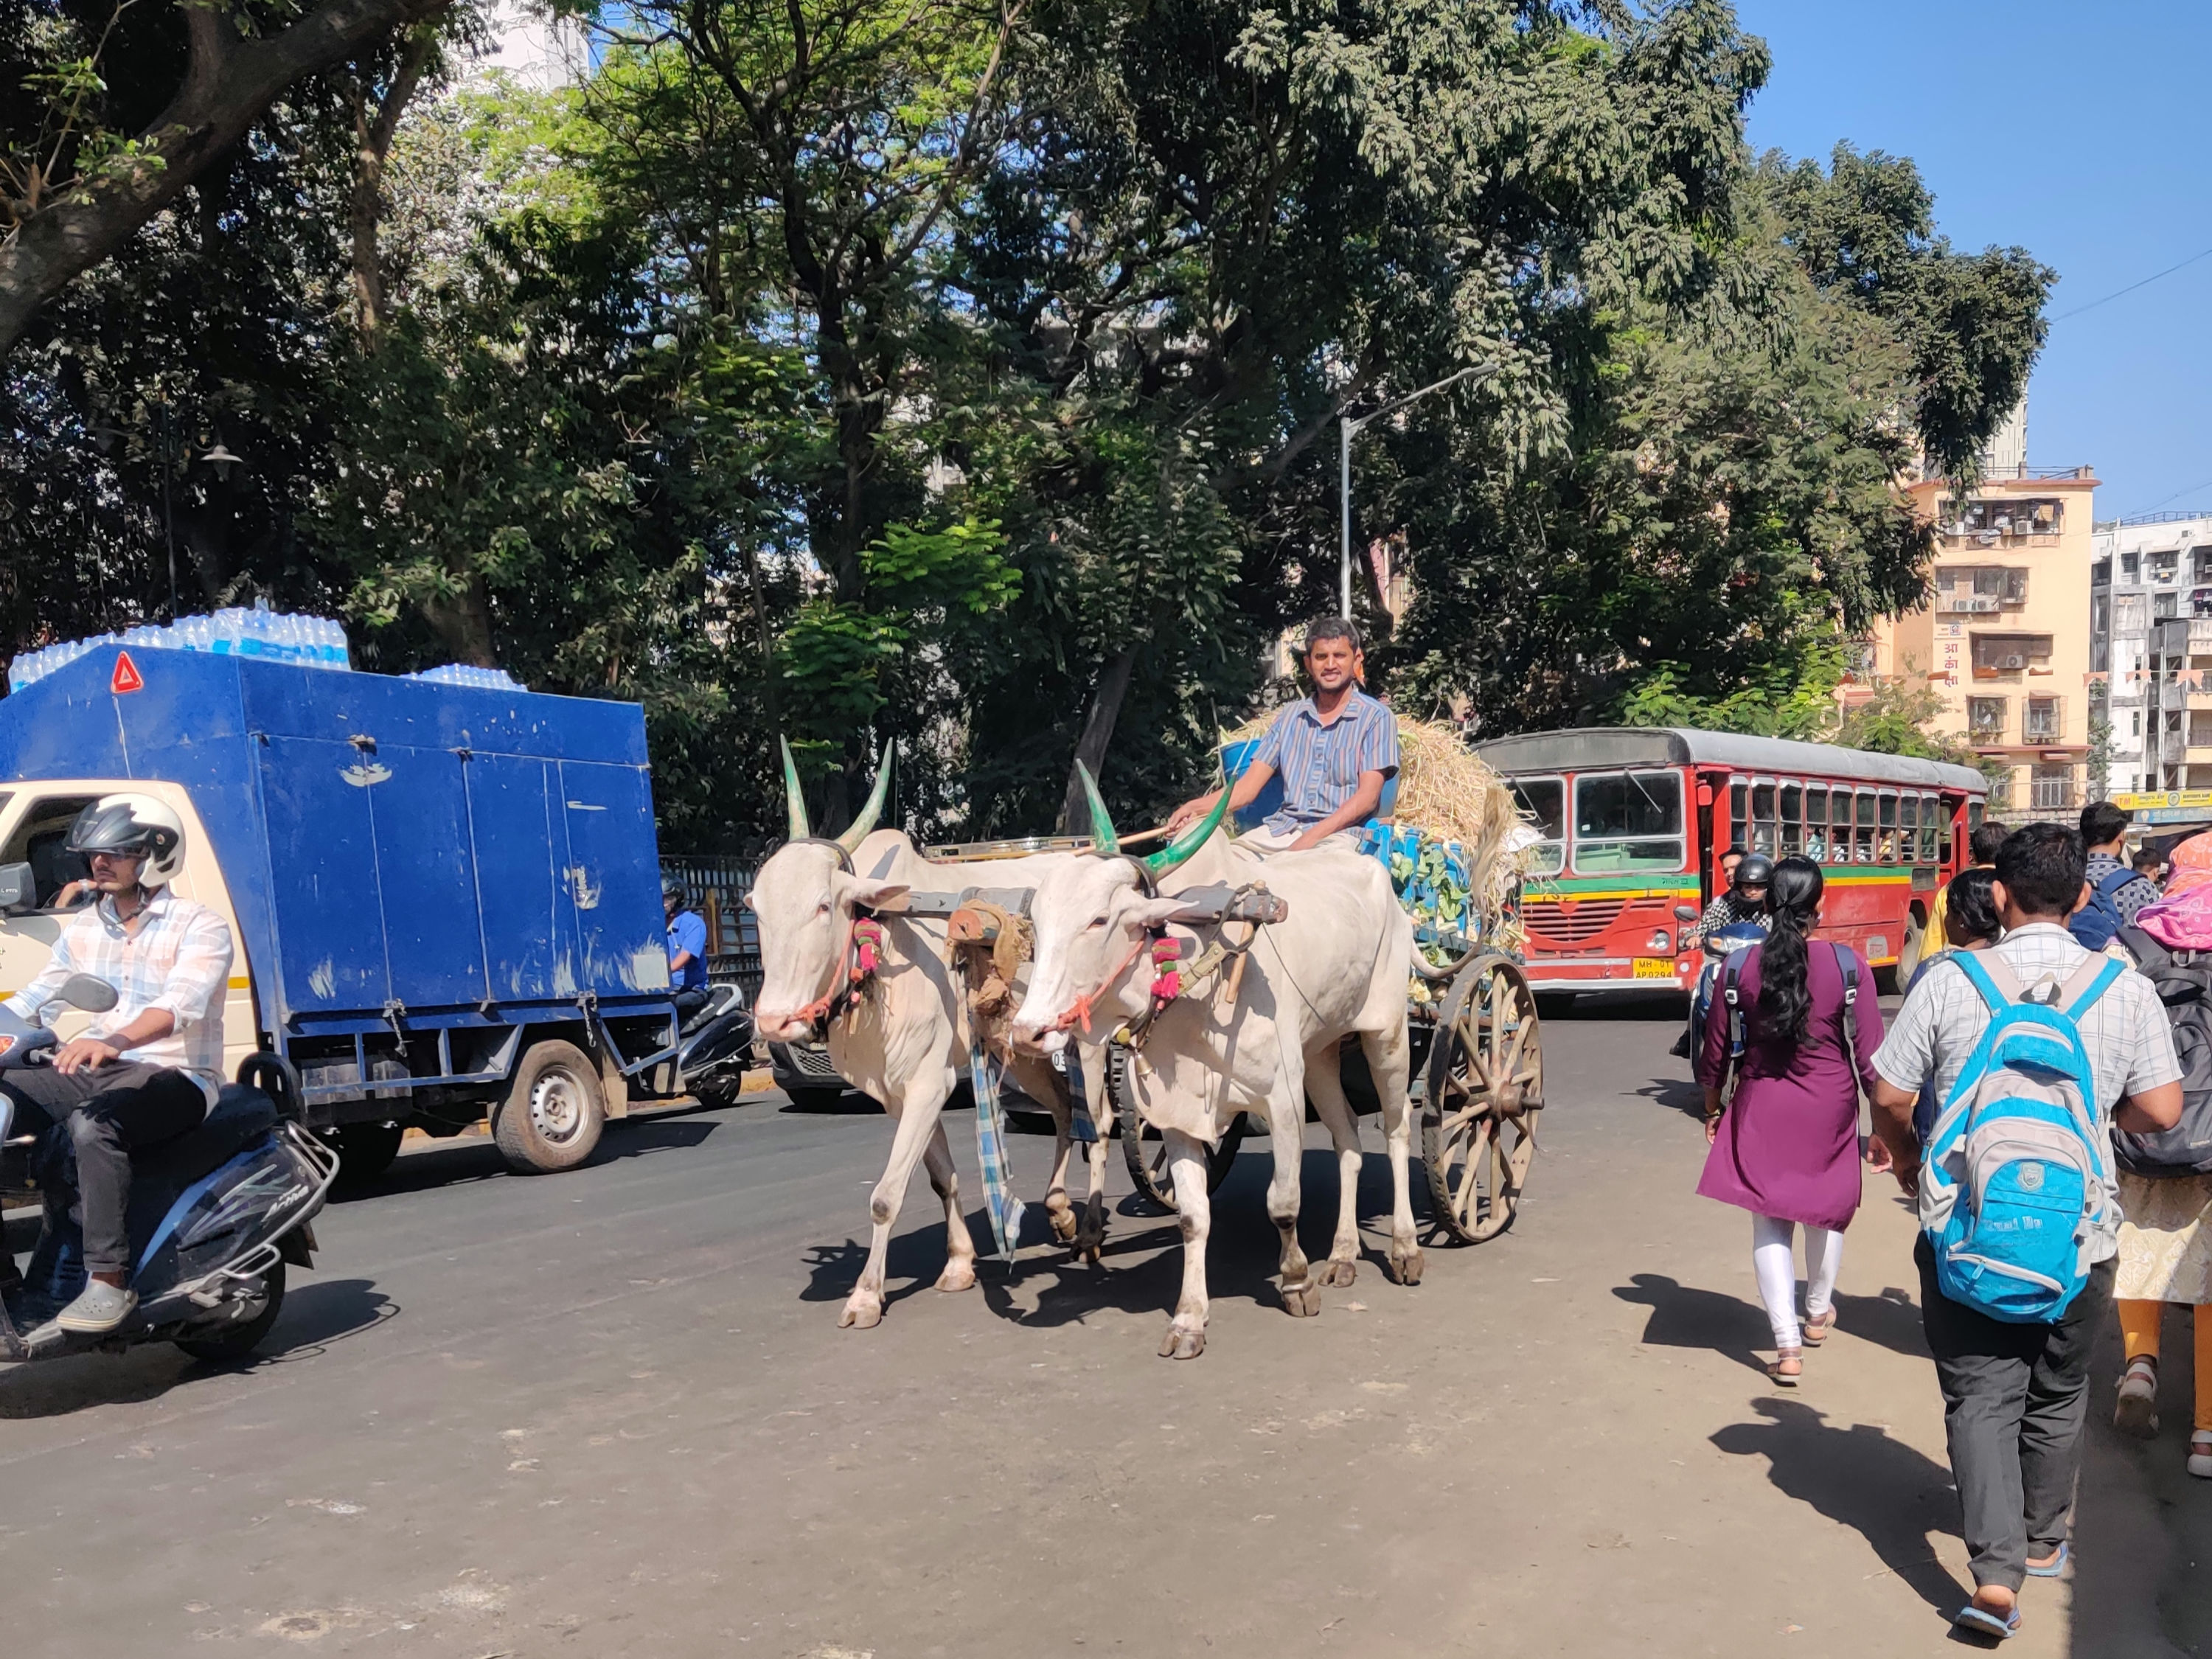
[110,652,144,695]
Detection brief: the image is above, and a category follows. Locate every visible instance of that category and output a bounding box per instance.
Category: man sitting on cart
[1166,617,1399,854]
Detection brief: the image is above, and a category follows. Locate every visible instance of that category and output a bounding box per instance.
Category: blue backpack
[2067,866,2142,951]
[1920,951,2121,1324]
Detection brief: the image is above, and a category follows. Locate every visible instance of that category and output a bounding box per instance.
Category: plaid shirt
[1871,922,2181,1262]
[1253,688,1399,834]
[5,889,234,1106]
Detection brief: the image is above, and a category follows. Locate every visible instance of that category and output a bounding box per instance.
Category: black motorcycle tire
[175,1259,286,1365]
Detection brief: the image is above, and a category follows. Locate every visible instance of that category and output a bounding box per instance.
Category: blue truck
[0,642,681,1178]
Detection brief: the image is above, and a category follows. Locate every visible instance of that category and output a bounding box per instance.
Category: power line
[2127,475,2212,517]
[2051,244,2212,323]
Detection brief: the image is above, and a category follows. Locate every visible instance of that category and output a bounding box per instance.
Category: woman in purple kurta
[1697,857,1885,1383]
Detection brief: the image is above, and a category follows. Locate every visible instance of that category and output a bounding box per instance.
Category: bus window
[1779,782,1803,856]
[1729,781,1747,853]
[1969,799,1985,832]
[1751,782,1778,855]
[1879,791,1899,862]
[1804,785,1829,860]
[1921,794,1940,863]
[1899,793,1918,864]
[1855,790,1878,863]
[1573,771,1686,872]
[1509,779,1565,874]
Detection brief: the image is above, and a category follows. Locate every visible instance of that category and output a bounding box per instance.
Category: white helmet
[66,793,187,888]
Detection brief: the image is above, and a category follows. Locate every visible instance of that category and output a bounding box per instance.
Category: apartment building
[1865,462,2100,816]
[2091,510,2212,796]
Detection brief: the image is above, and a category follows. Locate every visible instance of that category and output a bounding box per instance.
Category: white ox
[1009,771,1420,1359]
[748,745,1113,1329]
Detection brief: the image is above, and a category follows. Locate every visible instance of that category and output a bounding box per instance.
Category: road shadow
[335,1114,724,1200]
[1636,1077,1707,1119]
[1711,1398,1964,1617]
[1546,991,1683,1022]
[0,1276,397,1416]
[778,1090,879,1115]
[1613,1272,1775,1375]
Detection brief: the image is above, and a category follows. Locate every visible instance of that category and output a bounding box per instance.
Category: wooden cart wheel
[1422,954,1543,1244]
[1109,1046,1248,1211]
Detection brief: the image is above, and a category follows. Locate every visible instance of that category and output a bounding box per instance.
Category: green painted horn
[836,742,895,854]
[781,737,810,841]
[1077,761,1118,855]
[1142,776,1231,877]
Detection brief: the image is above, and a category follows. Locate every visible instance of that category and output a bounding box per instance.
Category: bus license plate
[1632,957,1677,979]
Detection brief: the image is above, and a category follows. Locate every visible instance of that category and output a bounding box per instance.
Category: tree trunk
[0,0,451,357]
[1058,646,1140,835]
[349,27,437,344]
[422,571,498,666]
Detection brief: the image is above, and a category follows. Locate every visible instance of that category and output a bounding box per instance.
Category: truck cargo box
[0,645,672,1046]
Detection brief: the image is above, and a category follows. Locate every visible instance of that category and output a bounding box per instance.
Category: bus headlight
[1649,929,1672,952]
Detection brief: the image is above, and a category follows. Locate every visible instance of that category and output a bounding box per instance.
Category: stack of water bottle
[405,663,524,691]
[7,604,353,692]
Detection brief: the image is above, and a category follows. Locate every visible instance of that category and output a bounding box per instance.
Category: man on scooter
[1672,852,1773,1060]
[0,796,233,1334]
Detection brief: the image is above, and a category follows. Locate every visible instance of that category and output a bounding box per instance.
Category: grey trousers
[0,1062,208,1276]
[1916,1234,2115,1593]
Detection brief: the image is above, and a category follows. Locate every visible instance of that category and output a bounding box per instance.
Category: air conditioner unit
[2000,653,2028,670]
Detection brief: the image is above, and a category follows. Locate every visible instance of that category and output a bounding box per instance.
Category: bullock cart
[920,804,1544,1247]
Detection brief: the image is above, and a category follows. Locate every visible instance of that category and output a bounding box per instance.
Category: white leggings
[1752,1214,1843,1349]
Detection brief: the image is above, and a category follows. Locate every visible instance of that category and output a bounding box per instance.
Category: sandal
[2115,1356,2160,1439]
[2190,1432,2212,1480]
[1954,1601,2020,1641]
[2025,1541,2069,1579]
[1801,1308,1836,1347]
[1768,1347,1802,1387]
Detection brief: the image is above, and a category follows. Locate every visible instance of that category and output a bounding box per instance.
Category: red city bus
[1472,728,1989,995]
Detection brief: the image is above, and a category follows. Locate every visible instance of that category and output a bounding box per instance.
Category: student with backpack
[2073,800,2161,950]
[1868,824,2185,1642]
[2109,917,2212,1478]
[1696,857,1885,1386]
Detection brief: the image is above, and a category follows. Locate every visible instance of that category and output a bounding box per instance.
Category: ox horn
[835,742,895,854]
[1142,769,1232,877]
[1077,762,1119,856]
[782,737,810,841]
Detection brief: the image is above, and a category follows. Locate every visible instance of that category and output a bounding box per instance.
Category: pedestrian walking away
[2108,919,2212,1477]
[1697,856,1885,1386]
[1868,823,2185,1641]
[1906,866,2003,1146]
[1925,821,2007,956]
[2075,800,2162,948]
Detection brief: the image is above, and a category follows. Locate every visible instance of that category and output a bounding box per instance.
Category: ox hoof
[1047,1200,1079,1245]
[839,1295,885,1329]
[936,1260,978,1294]
[1318,1259,1357,1289]
[1281,1282,1321,1318]
[1391,1245,1425,1287]
[1158,1323,1207,1360]
[1082,1246,1102,1267]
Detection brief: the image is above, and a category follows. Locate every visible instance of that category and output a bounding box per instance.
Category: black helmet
[661,876,688,902]
[1732,853,1775,891]
[66,793,186,886]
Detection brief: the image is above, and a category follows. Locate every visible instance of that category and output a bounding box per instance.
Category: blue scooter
[0,975,338,1364]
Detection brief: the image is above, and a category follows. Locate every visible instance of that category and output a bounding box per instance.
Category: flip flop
[2025,1542,2069,1578]
[1954,1603,2020,1641]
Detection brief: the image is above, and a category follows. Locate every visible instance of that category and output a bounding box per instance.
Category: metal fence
[660,854,762,998]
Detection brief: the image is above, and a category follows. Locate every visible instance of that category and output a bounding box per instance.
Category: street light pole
[1338,361,1500,620]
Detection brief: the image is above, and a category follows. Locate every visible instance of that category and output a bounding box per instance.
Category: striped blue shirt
[1253,688,1400,834]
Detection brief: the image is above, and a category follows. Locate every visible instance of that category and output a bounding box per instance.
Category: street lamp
[1338,361,1500,618]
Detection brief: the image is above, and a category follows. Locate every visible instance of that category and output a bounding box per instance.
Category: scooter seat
[137,1088,280,1186]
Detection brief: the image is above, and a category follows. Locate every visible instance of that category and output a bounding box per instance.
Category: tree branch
[0,0,452,356]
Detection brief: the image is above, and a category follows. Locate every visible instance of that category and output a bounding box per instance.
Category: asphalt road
[4,999,2208,1658]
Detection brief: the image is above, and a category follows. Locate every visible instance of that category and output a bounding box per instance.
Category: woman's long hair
[1757,856,1826,1050]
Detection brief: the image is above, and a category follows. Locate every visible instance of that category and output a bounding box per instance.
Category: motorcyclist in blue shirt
[664,879,710,1027]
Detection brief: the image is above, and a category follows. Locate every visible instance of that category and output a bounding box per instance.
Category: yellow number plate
[1632,957,1677,979]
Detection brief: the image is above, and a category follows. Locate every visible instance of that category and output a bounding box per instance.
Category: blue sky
[1734,1,2211,520]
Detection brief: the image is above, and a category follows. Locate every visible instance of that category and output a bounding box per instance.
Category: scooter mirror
[0,862,33,914]
[1673,905,1699,922]
[56,973,119,1013]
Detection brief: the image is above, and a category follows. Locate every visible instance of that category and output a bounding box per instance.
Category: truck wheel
[493,1040,606,1174]
[332,1122,405,1187]
[175,1261,286,1366]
